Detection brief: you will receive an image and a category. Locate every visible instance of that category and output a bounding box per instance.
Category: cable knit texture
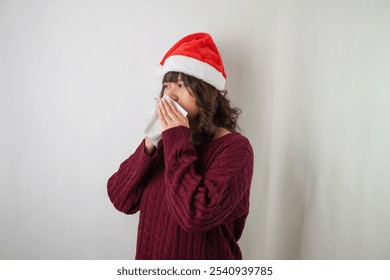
[107,126,254,259]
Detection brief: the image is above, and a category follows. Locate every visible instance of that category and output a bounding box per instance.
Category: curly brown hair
[160,71,241,145]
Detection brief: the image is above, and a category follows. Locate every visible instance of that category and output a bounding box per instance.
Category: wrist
[144,137,156,156]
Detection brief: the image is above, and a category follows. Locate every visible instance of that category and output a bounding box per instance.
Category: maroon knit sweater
[107,126,254,259]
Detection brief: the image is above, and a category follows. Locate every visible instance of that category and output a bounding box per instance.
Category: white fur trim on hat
[160,55,226,91]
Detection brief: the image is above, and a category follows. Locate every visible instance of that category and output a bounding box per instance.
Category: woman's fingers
[158,99,170,121]
[164,98,181,118]
[160,98,180,119]
[157,98,189,130]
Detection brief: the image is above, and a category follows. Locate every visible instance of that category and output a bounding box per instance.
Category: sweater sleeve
[162,126,254,234]
[107,139,160,214]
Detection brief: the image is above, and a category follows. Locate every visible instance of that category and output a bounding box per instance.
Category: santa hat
[158,32,227,91]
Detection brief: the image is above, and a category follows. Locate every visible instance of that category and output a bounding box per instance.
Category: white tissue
[143,95,188,146]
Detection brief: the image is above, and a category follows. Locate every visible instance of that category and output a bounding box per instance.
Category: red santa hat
[158,32,227,91]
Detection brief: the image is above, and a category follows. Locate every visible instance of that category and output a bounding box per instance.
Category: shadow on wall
[220,34,274,259]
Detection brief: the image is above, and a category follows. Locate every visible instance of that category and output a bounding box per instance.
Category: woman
[107,32,254,259]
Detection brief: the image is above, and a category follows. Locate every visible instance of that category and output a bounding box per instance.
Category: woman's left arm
[162,126,254,234]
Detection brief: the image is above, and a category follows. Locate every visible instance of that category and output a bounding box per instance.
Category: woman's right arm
[107,138,158,214]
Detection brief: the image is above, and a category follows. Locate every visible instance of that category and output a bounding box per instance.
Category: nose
[164,84,179,101]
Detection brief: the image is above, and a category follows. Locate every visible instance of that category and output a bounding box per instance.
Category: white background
[1,0,389,259]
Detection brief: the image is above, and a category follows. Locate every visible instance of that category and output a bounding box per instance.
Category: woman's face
[162,79,199,121]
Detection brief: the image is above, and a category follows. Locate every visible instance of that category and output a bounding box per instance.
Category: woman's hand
[157,98,189,131]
